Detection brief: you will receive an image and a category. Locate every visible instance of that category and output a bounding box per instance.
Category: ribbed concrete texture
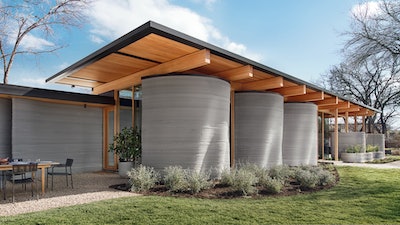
[12,98,103,172]
[0,98,11,158]
[283,103,318,166]
[142,75,231,177]
[332,132,366,155]
[234,92,283,168]
[366,133,385,152]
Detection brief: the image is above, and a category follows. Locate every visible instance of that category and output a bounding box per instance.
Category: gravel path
[0,172,139,216]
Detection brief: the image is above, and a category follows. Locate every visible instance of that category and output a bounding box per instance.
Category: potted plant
[109,126,141,178]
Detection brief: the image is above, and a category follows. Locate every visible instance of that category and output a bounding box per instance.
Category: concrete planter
[341,152,373,163]
[373,152,385,160]
[118,161,135,178]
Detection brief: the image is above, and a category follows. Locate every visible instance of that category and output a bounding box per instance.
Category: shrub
[268,165,292,182]
[345,145,362,153]
[185,170,212,194]
[163,166,188,192]
[294,168,319,190]
[259,177,283,194]
[220,167,235,186]
[127,165,159,193]
[366,145,379,152]
[317,169,336,186]
[231,167,258,196]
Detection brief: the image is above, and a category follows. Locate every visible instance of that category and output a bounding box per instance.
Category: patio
[0,172,138,216]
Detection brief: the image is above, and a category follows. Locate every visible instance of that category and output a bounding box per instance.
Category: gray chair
[11,163,38,202]
[47,158,73,190]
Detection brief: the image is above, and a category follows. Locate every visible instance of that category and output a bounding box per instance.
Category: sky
[7,0,376,93]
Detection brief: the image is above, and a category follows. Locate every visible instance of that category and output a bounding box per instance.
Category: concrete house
[0,21,381,174]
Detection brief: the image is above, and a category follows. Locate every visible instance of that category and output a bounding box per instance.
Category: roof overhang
[47,21,379,117]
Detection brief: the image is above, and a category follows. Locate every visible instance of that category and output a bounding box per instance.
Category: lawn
[1,166,399,224]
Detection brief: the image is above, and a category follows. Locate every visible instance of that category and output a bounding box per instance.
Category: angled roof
[47,21,378,117]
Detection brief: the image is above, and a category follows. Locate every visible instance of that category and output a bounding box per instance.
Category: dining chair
[11,163,38,202]
[47,158,73,190]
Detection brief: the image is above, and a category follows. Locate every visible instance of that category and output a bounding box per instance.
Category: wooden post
[114,90,120,166]
[334,108,339,161]
[131,87,135,128]
[321,112,325,160]
[230,90,235,168]
[354,114,357,132]
[362,115,366,132]
[345,112,349,133]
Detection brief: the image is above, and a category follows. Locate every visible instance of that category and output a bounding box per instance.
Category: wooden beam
[132,87,135,128]
[272,85,306,97]
[92,49,211,94]
[213,65,253,81]
[286,91,324,102]
[113,90,120,167]
[321,112,325,160]
[230,90,235,168]
[230,82,242,91]
[240,77,283,91]
[315,97,338,106]
[334,108,339,161]
[319,101,350,110]
[345,112,349,133]
[338,106,360,113]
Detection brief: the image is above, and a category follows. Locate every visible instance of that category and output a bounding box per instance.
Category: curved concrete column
[142,75,231,176]
[283,103,318,166]
[234,92,283,168]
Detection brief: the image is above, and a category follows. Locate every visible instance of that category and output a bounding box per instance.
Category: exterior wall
[12,98,103,172]
[234,92,283,168]
[142,75,230,176]
[282,103,318,166]
[366,133,385,152]
[0,98,11,158]
[332,132,366,155]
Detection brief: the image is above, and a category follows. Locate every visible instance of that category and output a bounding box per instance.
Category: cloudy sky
[7,0,378,93]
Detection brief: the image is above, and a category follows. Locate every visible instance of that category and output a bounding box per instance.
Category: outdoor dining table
[0,161,60,199]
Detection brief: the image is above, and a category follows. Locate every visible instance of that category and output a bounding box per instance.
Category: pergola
[47,21,379,164]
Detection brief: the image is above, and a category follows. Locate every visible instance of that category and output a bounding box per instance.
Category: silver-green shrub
[294,168,319,189]
[220,167,235,186]
[127,165,159,193]
[259,176,284,194]
[185,170,212,194]
[316,169,336,186]
[163,166,188,192]
[232,167,259,196]
[268,165,292,182]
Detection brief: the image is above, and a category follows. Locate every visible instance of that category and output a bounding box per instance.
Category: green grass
[1,167,400,224]
[368,155,400,164]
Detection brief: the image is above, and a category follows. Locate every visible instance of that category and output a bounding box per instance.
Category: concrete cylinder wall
[0,98,11,158]
[282,103,318,166]
[332,132,366,155]
[366,134,385,152]
[234,92,283,168]
[142,75,230,176]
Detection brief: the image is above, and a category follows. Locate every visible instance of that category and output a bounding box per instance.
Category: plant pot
[341,152,373,163]
[373,152,385,160]
[118,161,135,178]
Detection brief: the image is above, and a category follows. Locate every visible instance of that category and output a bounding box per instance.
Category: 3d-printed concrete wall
[142,75,231,176]
[366,134,385,152]
[234,92,283,168]
[282,103,318,166]
[0,98,11,158]
[332,132,366,155]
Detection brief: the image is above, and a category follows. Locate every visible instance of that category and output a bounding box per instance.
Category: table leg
[41,168,45,194]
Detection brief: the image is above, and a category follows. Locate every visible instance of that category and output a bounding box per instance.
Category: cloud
[351,1,381,18]
[86,0,262,62]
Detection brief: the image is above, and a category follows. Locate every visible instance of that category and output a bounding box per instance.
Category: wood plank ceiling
[47,21,377,117]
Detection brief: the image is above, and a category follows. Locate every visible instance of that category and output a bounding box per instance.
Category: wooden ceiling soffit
[272,85,306,97]
[240,77,283,91]
[58,77,105,88]
[230,82,243,90]
[319,101,350,110]
[92,49,211,95]
[338,105,360,113]
[286,91,324,102]
[314,97,338,106]
[212,65,253,81]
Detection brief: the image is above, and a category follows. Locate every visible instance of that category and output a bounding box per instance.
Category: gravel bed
[0,172,139,216]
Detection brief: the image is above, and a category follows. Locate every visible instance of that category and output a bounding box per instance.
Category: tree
[0,0,91,84]
[344,0,400,65]
[320,0,400,134]
[321,57,400,134]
